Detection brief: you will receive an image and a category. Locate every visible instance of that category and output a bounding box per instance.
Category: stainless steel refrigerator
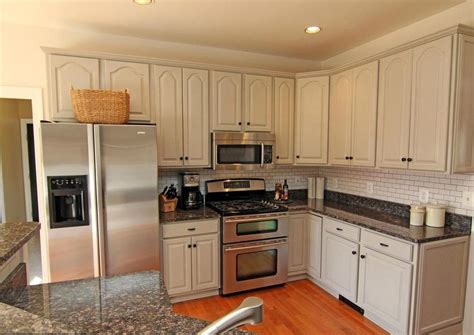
[41,122,159,282]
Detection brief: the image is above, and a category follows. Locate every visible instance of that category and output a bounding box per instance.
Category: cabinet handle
[360,255,366,259]
[379,243,389,248]
[407,158,413,162]
[187,244,191,248]
[336,227,343,231]
[401,157,407,162]
[238,122,242,125]
[352,251,357,255]
[193,244,197,248]
[187,228,196,231]
[247,122,250,125]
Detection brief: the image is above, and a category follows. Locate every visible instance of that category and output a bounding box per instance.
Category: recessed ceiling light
[133,0,155,4]
[305,26,321,34]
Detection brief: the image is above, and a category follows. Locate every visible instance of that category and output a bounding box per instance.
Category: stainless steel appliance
[206,178,288,295]
[179,172,203,210]
[41,122,159,283]
[213,132,275,170]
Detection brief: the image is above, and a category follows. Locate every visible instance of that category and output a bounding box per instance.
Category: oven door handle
[224,214,287,224]
[260,143,264,167]
[224,241,287,252]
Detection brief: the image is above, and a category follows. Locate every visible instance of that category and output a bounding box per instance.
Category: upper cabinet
[294,76,329,165]
[210,71,242,131]
[49,55,100,121]
[377,36,452,171]
[274,77,295,164]
[243,74,273,132]
[153,66,210,168]
[329,61,378,167]
[102,60,152,122]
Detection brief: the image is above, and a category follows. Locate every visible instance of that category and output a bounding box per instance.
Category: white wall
[322,0,474,68]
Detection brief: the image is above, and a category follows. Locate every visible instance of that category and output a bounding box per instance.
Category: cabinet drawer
[162,220,219,238]
[361,230,413,262]
[323,217,360,242]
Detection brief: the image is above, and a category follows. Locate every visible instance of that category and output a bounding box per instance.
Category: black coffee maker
[180,172,203,210]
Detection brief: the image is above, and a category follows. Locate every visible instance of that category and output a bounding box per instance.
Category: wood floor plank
[172,279,388,334]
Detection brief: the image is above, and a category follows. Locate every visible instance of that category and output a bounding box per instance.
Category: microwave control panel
[263,145,273,164]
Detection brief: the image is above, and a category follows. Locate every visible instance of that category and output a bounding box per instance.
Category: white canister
[316,177,325,200]
[425,204,446,228]
[410,209,425,226]
[410,203,426,211]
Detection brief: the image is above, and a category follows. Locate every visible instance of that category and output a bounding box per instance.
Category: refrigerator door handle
[93,125,107,276]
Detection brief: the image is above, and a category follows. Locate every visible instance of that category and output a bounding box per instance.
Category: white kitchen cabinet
[274,77,295,164]
[102,60,151,122]
[162,236,192,296]
[49,55,100,121]
[329,61,378,167]
[358,246,412,334]
[295,76,329,165]
[377,36,452,171]
[211,71,242,131]
[306,214,322,280]
[321,230,359,302]
[154,66,210,167]
[243,74,273,132]
[288,214,307,275]
[408,36,452,171]
[153,65,183,167]
[182,68,210,166]
[191,234,219,292]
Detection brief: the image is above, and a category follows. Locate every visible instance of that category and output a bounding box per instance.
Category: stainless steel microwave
[213,132,275,170]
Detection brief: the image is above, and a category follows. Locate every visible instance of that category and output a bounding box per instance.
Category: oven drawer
[161,219,219,238]
[323,217,360,242]
[361,230,413,262]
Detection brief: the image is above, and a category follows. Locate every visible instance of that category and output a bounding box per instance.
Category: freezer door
[94,124,159,276]
[41,123,97,282]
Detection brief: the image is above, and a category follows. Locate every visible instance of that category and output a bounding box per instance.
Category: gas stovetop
[207,199,288,216]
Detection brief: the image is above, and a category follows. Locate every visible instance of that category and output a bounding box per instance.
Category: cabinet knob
[180,157,183,160]
[187,244,191,248]
[238,122,242,125]
[360,255,366,259]
[352,251,357,255]
[276,156,280,159]
[247,122,250,126]
[407,158,413,162]
[193,244,197,248]
[349,156,353,160]
[401,157,407,162]
[345,156,349,160]
[185,157,189,160]
[296,155,300,159]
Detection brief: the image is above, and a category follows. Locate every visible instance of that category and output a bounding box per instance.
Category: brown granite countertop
[281,197,471,243]
[0,222,40,266]
[160,207,220,224]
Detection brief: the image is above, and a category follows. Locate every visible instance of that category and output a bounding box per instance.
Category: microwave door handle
[260,143,264,167]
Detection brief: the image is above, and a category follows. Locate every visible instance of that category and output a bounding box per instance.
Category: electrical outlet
[419,188,429,203]
[462,191,474,208]
[366,182,374,194]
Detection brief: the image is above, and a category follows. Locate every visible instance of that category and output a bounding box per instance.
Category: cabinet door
[153,65,184,167]
[211,71,242,131]
[288,214,307,274]
[307,215,322,279]
[351,61,378,167]
[162,237,192,296]
[102,60,151,122]
[408,36,452,171]
[274,78,295,164]
[358,247,412,333]
[243,74,272,132]
[295,76,329,165]
[321,231,359,302]
[183,68,210,167]
[191,234,219,292]
[329,70,353,166]
[49,55,99,121]
[377,50,412,169]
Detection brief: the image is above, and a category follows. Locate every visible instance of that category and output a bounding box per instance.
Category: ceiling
[0,0,466,61]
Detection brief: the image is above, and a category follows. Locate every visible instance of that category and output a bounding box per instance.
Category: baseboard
[170,289,219,303]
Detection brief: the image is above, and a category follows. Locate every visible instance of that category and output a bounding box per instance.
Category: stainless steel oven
[213,132,275,170]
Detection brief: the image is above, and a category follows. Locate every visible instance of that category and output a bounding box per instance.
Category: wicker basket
[70,86,130,124]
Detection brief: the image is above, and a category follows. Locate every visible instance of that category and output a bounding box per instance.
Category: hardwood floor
[173,279,388,334]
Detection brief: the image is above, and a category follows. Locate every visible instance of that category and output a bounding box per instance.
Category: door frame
[20,118,33,221]
[0,86,49,282]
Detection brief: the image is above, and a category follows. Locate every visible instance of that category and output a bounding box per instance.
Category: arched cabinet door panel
[211,71,242,131]
[243,74,273,132]
[274,77,295,164]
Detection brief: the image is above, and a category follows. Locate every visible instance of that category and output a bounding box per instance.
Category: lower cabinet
[162,233,219,296]
[288,214,307,275]
[321,230,359,302]
[357,246,412,334]
[306,214,322,279]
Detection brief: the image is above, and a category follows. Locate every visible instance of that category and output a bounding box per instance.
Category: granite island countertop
[0,271,212,334]
[160,207,220,224]
[0,222,40,266]
[274,191,471,243]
